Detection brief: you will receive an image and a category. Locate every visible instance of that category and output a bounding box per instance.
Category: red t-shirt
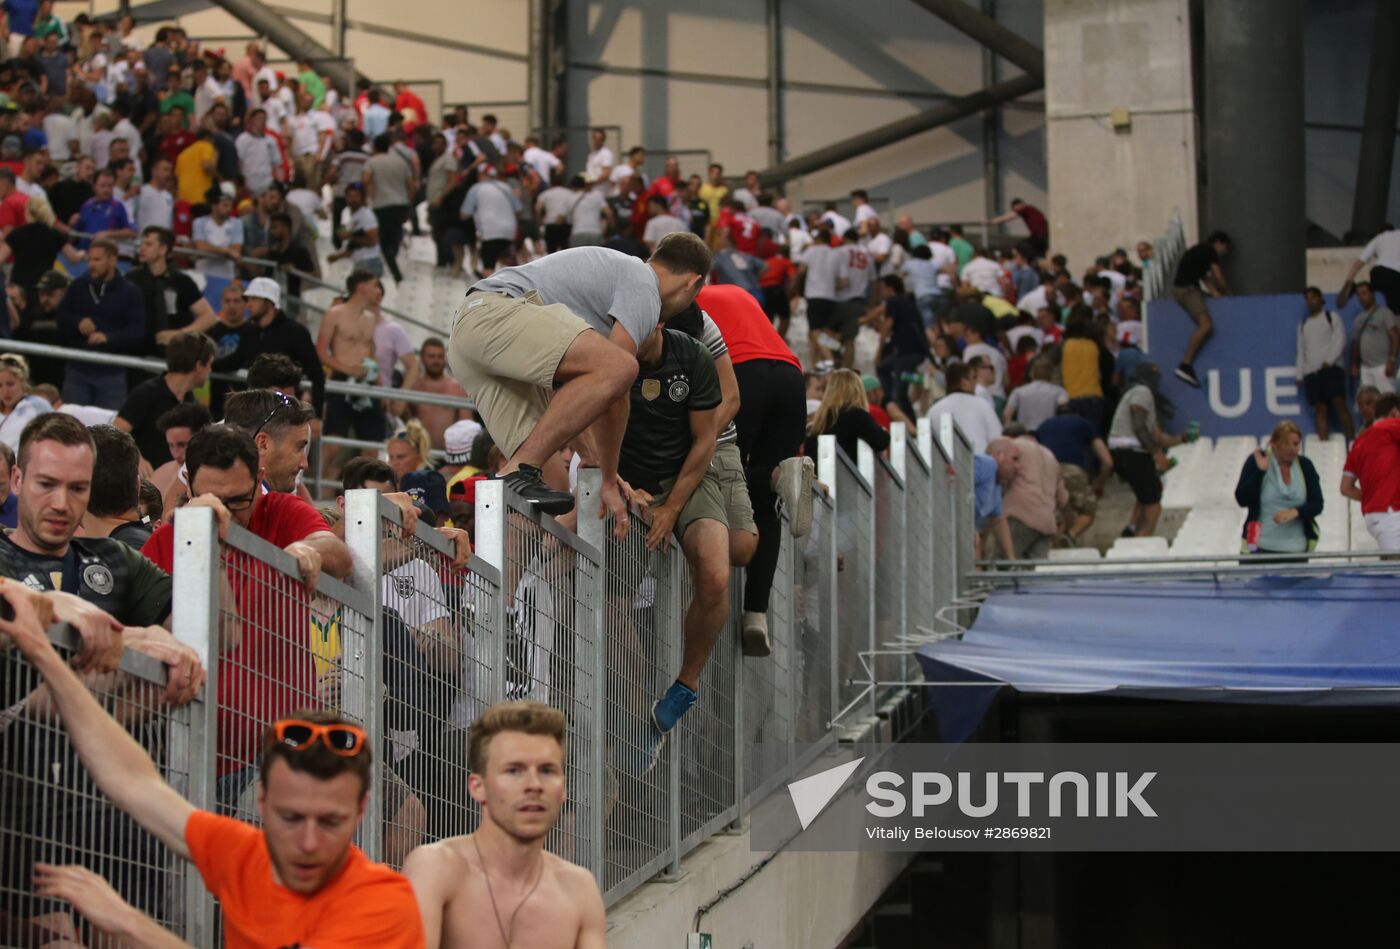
[185,811,424,949]
[1016,203,1048,240]
[160,131,196,166]
[395,91,427,133]
[1344,418,1400,514]
[143,492,332,774]
[697,284,801,370]
[716,207,760,255]
[0,192,29,230]
[1007,352,1031,390]
[759,254,794,289]
[868,402,892,430]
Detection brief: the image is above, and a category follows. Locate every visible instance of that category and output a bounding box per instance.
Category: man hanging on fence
[404,700,606,949]
[447,235,712,526]
[0,579,425,948]
[616,322,729,771]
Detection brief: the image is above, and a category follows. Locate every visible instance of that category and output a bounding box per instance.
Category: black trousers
[1370,265,1400,313]
[734,358,808,613]
[374,204,411,282]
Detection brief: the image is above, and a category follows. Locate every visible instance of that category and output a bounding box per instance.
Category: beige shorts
[712,441,756,535]
[1171,285,1209,322]
[448,290,591,458]
[655,464,728,542]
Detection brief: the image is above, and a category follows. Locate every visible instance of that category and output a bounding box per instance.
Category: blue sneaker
[636,680,698,776]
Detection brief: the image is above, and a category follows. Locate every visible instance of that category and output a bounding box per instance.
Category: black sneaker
[1175,363,1202,388]
[1121,525,1137,539]
[500,464,575,515]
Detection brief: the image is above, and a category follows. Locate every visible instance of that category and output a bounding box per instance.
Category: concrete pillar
[1045,0,1199,274]
[1202,0,1305,295]
[1349,0,1400,241]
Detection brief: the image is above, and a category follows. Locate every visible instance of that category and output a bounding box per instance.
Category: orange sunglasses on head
[272,719,368,757]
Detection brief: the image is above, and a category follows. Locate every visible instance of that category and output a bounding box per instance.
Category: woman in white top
[0,354,55,451]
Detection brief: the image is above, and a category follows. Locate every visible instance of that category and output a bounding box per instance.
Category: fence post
[890,422,910,690]
[857,441,877,718]
[342,489,385,861]
[667,544,683,875]
[574,469,609,885]
[171,506,218,945]
[474,479,508,707]
[817,435,839,729]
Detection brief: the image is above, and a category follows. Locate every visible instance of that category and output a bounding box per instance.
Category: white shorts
[1364,511,1400,552]
[1359,364,1396,394]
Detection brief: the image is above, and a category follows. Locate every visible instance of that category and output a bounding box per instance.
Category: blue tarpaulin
[916,573,1400,740]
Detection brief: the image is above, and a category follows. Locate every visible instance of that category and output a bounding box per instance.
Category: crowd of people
[3,5,1400,945]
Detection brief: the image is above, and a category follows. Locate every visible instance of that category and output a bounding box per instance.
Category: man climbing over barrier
[448,235,712,529]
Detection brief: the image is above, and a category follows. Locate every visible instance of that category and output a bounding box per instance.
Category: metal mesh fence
[502,495,600,874]
[905,443,937,641]
[834,453,874,722]
[599,511,677,898]
[928,436,959,635]
[794,495,835,743]
[873,459,906,705]
[741,517,794,806]
[0,626,199,945]
[373,500,488,867]
[952,431,977,623]
[213,527,374,830]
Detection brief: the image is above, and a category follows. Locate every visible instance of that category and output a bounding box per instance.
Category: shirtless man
[405,701,605,949]
[317,269,387,445]
[410,337,472,448]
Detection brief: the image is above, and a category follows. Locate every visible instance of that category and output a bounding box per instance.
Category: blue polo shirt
[973,453,1002,529]
[75,198,133,247]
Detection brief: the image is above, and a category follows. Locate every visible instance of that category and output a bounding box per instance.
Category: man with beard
[409,337,472,449]
[222,388,315,499]
[404,701,605,949]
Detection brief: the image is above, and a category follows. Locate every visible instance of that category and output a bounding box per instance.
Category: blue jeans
[217,767,258,817]
[63,365,127,410]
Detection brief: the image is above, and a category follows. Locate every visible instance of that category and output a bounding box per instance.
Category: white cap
[244,277,281,308]
[442,419,482,465]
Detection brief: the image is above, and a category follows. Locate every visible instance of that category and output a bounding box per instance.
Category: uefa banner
[751,743,1400,852]
[1144,292,1389,437]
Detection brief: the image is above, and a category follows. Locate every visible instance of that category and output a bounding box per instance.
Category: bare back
[411,374,470,448]
[405,834,603,949]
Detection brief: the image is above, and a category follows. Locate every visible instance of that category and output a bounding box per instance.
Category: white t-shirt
[1017,284,1050,315]
[289,110,334,156]
[536,185,575,223]
[799,243,846,301]
[135,184,174,231]
[821,210,852,237]
[286,188,323,237]
[1361,229,1400,273]
[1005,380,1068,432]
[854,203,878,227]
[235,131,280,192]
[928,241,957,291]
[523,145,562,184]
[349,206,382,264]
[585,146,614,183]
[381,559,449,630]
[643,213,686,245]
[192,215,244,280]
[927,391,1003,454]
[962,257,1005,297]
[43,113,80,161]
[610,162,644,194]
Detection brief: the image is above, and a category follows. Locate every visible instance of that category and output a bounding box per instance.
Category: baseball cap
[861,374,881,392]
[400,470,449,524]
[442,419,481,466]
[448,474,487,504]
[0,135,20,158]
[244,277,281,308]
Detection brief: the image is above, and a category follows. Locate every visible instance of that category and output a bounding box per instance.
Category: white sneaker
[776,456,816,538]
[741,612,771,657]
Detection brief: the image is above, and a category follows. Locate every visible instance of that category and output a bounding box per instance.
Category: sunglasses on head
[272,719,367,756]
[253,390,297,437]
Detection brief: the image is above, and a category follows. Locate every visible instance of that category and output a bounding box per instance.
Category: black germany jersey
[0,531,172,627]
[618,330,721,493]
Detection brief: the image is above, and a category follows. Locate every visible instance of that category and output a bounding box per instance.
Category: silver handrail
[0,338,475,410]
[287,269,446,335]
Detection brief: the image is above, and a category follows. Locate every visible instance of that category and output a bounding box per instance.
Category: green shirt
[0,531,171,627]
[160,91,195,122]
[950,236,974,273]
[618,330,721,493]
[299,70,326,108]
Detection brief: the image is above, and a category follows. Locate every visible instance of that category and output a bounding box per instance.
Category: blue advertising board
[1144,292,1391,437]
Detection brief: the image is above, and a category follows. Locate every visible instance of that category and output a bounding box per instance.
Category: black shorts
[1111,448,1162,505]
[324,392,388,441]
[837,298,865,341]
[543,223,571,254]
[480,238,512,270]
[806,298,837,331]
[762,284,790,321]
[1303,366,1346,406]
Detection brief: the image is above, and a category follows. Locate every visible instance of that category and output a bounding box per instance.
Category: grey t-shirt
[473,247,662,346]
[750,206,786,239]
[367,152,413,208]
[462,180,522,242]
[537,186,576,224]
[799,243,845,301]
[1108,385,1156,450]
[1005,381,1068,432]
[570,189,609,235]
[1354,304,1398,368]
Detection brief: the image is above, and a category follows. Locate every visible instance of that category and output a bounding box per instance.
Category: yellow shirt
[983,294,1018,320]
[175,140,217,205]
[1061,338,1103,399]
[698,183,729,221]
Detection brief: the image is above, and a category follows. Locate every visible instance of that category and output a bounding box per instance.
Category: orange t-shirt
[185,811,425,949]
